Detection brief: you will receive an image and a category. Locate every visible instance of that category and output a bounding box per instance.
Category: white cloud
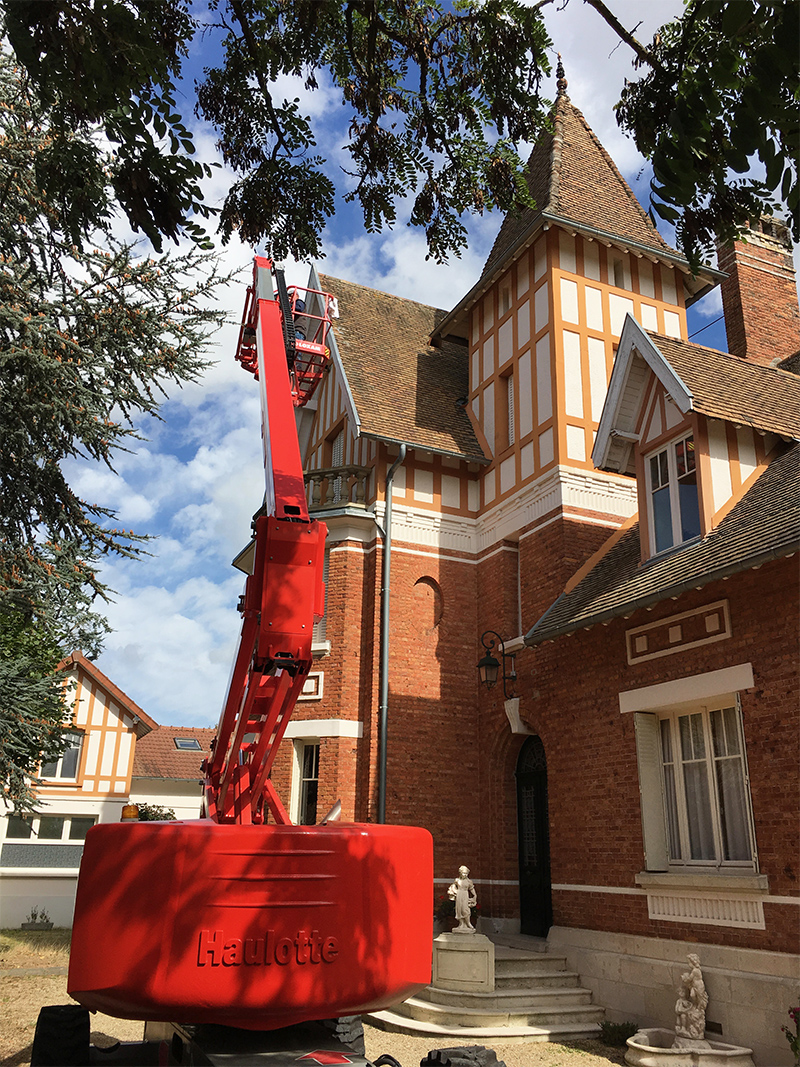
[95,572,247,727]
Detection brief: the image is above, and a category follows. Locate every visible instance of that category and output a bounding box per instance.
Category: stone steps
[415,985,594,1012]
[403,993,602,1027]
[367,937,604,1043]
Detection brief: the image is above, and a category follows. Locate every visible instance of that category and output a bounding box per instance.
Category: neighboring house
[130,724,215,819]
[253,77,798,1066]
[0,652,209,926]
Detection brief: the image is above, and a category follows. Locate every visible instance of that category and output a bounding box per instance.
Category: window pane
[69,817,96,841]
[60,733,83,778]
[40,758,58,778]
[679,714,715,860]
[6,815,33,839]
[711,708,750,861]
[659,451,669,485]
[659,718,673,762]
[715,759,750,860]
[685,435,696,472]
[38,816,65,840]
[711,707,741,757]
[678,473,701,541]
[302,744,319,780]
[680,713,706,761]
[300,780,318,826]
[299,743,320,825]
[675,439,687,477]
[683,763,716,859]
[663,764,681,860]
[652,485,673,552]
[660,717,681,861]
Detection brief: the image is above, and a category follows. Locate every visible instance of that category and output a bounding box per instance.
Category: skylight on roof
[174,738,202,751]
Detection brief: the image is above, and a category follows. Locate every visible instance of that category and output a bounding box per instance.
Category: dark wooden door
[516,735,553,937]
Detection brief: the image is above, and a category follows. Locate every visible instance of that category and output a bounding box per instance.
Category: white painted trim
[434,878,520,886]
[552,883,645,895]
[308,265,361,436]
[619,663,755,713]
[283,718,363,739]
[477,465,637,551]
[594,315,694,469]
[0,868,81,877]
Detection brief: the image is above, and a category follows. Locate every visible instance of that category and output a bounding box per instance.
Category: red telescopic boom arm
[203,258,332,825]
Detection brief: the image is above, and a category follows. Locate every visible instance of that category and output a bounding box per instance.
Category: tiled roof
[648,332,800,440]
[482,94,676,280]
[318,274,486,460]
[525,443,800,645]
[779,350,800,375]
[132,725,215,781]
[58,651,157,736]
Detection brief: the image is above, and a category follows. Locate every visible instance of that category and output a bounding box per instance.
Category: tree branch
[581,0,665,72]
[226,0,291,162]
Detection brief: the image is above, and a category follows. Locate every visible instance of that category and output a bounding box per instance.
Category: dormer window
[647,433,701,554]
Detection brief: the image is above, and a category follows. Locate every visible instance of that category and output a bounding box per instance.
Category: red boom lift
[61,259,433,1044]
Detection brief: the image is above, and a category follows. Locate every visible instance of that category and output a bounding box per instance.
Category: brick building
[247,81,799,1064]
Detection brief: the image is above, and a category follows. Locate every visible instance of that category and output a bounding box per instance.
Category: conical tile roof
[481,92,677,280]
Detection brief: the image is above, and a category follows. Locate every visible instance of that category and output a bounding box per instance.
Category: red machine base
[69,820,433,1030]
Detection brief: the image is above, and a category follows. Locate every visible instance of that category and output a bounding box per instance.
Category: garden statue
[448,865,477,933]
[674,953,709,1044]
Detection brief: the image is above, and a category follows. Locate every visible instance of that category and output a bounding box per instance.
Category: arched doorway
[515,735,552,937]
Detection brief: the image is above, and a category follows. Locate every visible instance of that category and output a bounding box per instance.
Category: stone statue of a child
[448,865,478,933]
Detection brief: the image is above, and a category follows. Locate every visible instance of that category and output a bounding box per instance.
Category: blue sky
[69,1,753,727]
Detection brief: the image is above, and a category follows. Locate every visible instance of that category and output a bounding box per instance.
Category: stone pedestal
[432,932,495,993]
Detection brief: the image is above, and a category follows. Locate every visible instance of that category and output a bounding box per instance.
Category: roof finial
[556,53,568,97]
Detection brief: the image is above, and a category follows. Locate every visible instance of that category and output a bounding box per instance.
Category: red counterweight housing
[68,820,433,1030]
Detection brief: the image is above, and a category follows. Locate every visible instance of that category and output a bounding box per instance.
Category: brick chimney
[716,216,800,366]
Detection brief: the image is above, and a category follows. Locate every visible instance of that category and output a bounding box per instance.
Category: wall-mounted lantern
[477,630,517,700]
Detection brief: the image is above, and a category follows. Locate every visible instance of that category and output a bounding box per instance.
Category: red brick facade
[718,217,800,366]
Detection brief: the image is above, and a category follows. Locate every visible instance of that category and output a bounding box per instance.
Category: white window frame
[634,694,757,874]
[4,812,97,843]
[645,432,701,555]
[290,739,320,825]
[39,730,84,782]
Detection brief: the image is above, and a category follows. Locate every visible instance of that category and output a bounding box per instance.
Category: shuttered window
[634,696,756,871]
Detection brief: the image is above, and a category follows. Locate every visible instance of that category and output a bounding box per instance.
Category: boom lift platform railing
[63,258,433,1037]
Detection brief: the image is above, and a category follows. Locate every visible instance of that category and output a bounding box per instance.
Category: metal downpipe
[377,444,406,824]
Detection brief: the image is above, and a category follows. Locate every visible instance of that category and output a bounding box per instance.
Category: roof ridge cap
[548,93,568,209]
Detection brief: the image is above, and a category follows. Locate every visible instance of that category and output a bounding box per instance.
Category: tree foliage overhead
[2,0,554,264]
[202,0,553,263]
[614,0,799,270]
[3,0,795,270]
[0,51,229,810]
[1,0,215,251]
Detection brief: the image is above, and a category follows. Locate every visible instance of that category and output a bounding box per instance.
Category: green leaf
[722,1,754,37]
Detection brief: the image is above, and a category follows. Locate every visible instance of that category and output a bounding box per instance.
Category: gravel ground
[362,1023,628,1067]
[0,931,628,1067]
